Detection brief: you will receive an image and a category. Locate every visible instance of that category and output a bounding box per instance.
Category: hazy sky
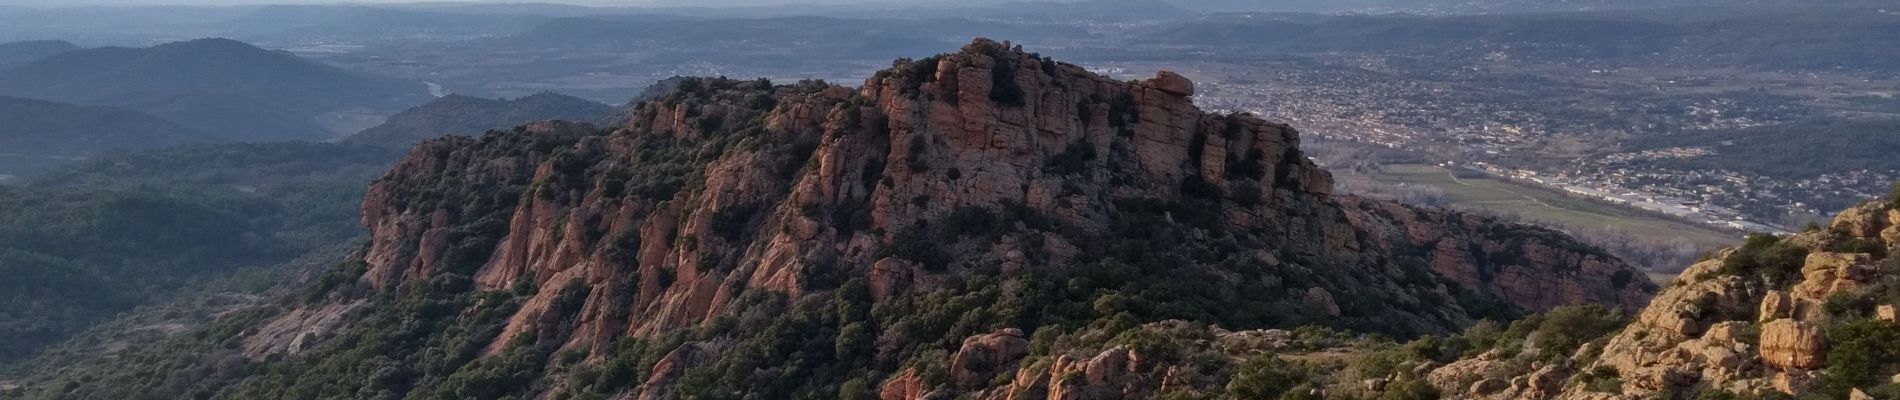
[0,0,631,4]
[0,0,922,6]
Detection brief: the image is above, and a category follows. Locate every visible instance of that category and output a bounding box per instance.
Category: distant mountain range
[346,92,616,147]
[1131,7,1900,70]
[218,5,553,43]
[0,96,214,155]
[512,15,1088,56]
[0,96,220,178]
[0,38,430,142]
[0,39,76,67]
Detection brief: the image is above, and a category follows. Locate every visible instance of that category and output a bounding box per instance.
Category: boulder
[1759,290,1794,322]
[1774,371,1815,395]
[1526,364,1571,396]
[950,328,1031,390]
[869,257,916,301]
[1794,252,1871,300]
[1760,319,1826,370]
[1150,71,1194,97]
[1852,388,1875,400]
[1829,205,1887,238]
[1363,378,1390,392]
[1410,361,1440,378]
[1083,346,1131,385]
[1469,378,1510,396]
[1303,287,1342,317]
[1704,321,1746,344]
[1883,209,1900,244]
[881,368,926,400]
[1426,356,1497,394]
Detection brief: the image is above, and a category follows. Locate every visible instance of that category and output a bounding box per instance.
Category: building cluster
[1452,161,1793,235]
[1177,60,1875,233]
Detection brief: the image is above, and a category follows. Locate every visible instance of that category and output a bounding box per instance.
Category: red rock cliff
[346,39,1655,362]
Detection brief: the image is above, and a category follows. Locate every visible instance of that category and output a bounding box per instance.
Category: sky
[0,0,617,4]
[0,0,922,5]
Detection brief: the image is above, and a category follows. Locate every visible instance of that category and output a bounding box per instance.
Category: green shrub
[989,57,1027,107]
[885,224,952,272]
[1715,234,1808,286]
[1578,365,1623,393]
[837,378,872,400]
[942,206,1003,239]
[1045,141,1098,176]
[1376,379,1441,400]
[1820,319,1900,397]
[709,203,760,242]
[906,136,930,172]
[1224,355,1306,399]
[1226,148,1267,180]
[1528,304,1625,361]
[1830,238,1887,258]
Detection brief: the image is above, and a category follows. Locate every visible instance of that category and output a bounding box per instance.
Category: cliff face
[1336,197,1653,314]
[292,39,1654,398]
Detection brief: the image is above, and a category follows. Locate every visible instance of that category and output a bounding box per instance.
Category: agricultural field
[1370,164,1740,250]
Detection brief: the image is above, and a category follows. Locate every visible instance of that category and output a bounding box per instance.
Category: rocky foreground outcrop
[1417,201,1900,399]
[254,38,1653,399]
[1560,203,1900,399]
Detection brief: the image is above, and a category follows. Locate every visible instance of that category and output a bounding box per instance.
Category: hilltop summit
[23,38,1655,400]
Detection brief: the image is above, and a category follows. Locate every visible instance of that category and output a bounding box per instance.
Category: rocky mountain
[0,38,430,141]
[4,39,1654,399]
[345,92,615,148]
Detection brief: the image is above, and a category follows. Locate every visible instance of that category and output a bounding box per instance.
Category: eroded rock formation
[1421,201,1900,399]
[268,38,1656,399]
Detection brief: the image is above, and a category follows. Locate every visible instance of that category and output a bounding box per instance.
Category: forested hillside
[346,93,614,147]
[0,142,403,366]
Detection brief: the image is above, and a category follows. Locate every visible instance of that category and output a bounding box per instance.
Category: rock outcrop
[1759,319,1825,370]
[239,299,364,359]
[347,39,1651,351]
[1520,201,1900,399]
[950,329,1031,391]
[265,38,1656,400]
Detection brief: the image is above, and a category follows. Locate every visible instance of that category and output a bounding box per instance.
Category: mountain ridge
[0,38,430,141]
[308,39,1646,398]
[0,39,77,66]
[0,95,220,178]
[4,38,1656,400]
[345,92,616,148]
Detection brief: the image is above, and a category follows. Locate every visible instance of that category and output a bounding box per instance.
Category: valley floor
[1372,164,1739,249]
